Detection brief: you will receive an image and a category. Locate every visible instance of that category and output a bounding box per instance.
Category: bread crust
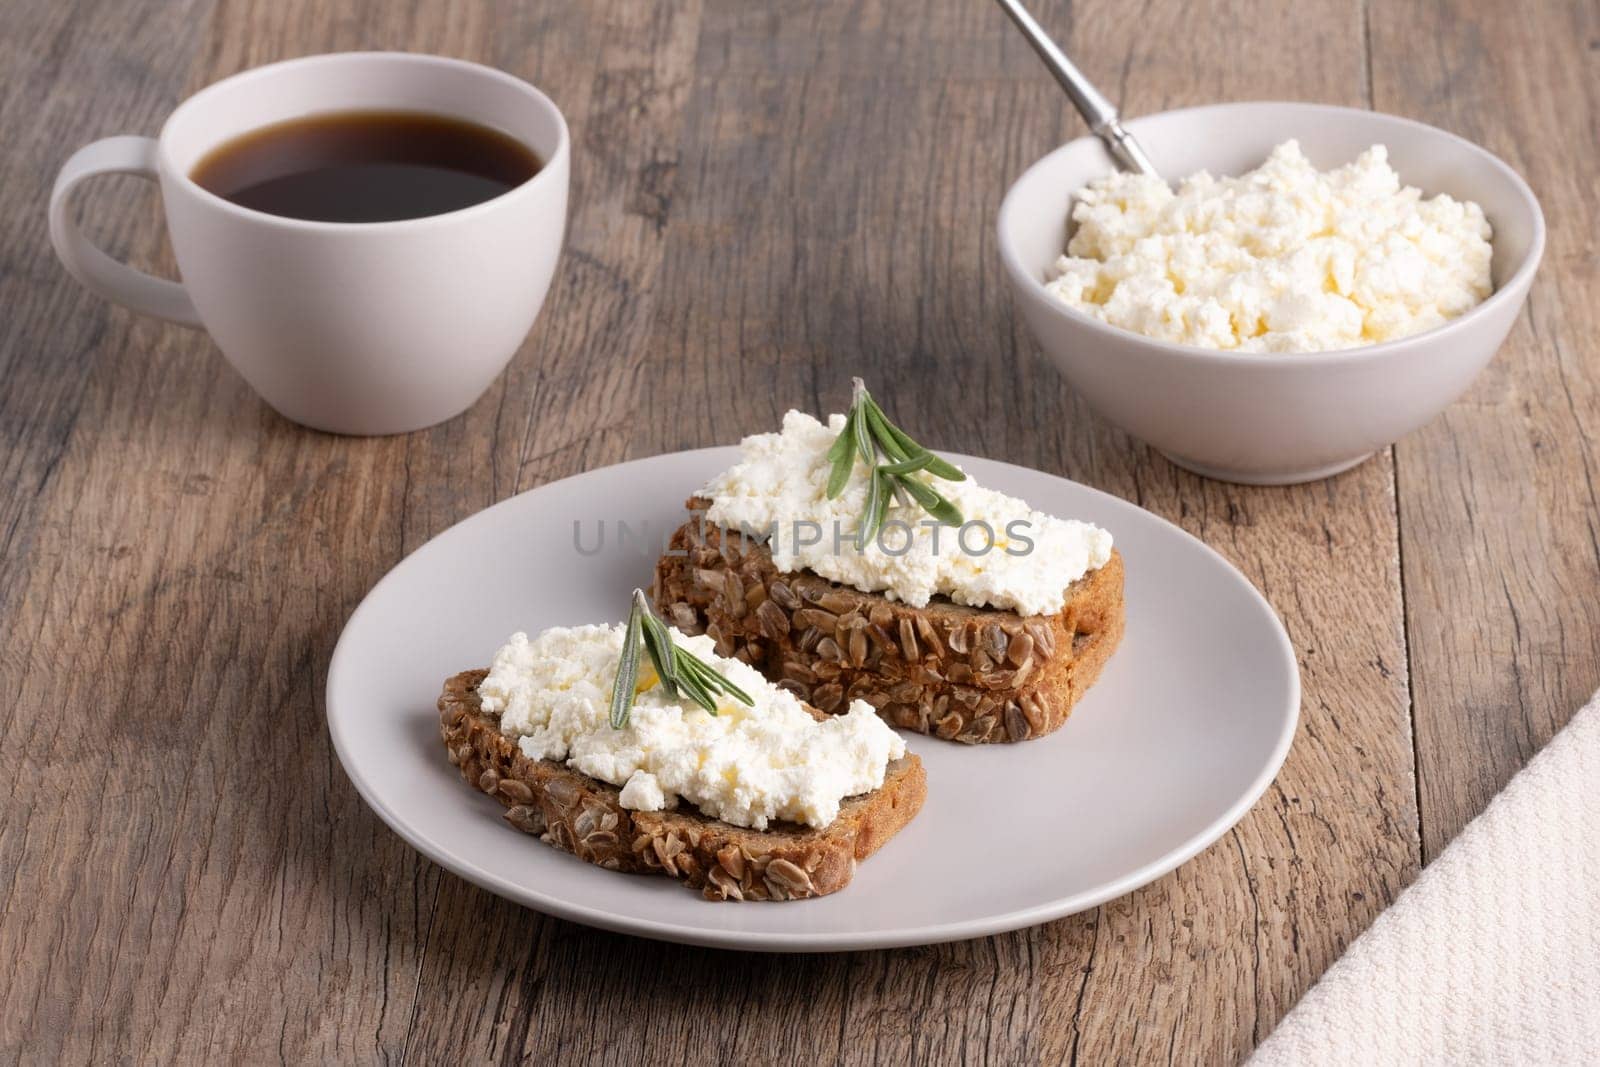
[438,669,926,901]
[652,498,1124,743]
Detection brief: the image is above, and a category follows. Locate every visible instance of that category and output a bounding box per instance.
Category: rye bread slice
[652,497,1125,743]
[439,669,926,901]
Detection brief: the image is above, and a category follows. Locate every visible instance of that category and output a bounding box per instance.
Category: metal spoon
[993,0,1161,179]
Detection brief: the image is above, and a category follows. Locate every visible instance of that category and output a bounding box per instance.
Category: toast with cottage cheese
[654,497,1124,744]
[439,669,926,900]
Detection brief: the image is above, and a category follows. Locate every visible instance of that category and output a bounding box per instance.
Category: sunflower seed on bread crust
[438,670,926,900]
[653,496,1124,744]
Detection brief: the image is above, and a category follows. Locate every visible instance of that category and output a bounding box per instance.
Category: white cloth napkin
[1251,689,1600,1066]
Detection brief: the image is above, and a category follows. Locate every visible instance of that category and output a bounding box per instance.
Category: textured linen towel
[1251,689,1600,1065]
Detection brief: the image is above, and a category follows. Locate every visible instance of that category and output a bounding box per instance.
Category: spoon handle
[993,0,1160,178]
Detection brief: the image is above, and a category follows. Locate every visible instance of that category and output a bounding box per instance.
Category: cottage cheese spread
[1044,140,1493,353]
[477,624,905,830]
[701,411,1113,616]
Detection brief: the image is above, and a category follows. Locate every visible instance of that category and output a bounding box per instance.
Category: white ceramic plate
[328,449,1298,951]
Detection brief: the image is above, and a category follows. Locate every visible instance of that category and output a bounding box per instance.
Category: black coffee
[190,110,541,223]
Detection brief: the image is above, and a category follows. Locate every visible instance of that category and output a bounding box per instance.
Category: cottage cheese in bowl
[1044,140,1493,353]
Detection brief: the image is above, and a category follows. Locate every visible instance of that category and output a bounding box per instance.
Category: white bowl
[997,102,1545,485]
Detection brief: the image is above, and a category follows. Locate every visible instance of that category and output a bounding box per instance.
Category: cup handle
[49,136,201,327]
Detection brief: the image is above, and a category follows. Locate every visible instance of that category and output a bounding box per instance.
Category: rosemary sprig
[609,589,754,728]
[825,418,856,498]
[608,600,645,728]
[827,378,966,544]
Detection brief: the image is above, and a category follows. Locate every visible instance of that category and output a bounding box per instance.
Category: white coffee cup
[49,52,569,436]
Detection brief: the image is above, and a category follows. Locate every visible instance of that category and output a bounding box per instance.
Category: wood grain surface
[1,0,1595,1063]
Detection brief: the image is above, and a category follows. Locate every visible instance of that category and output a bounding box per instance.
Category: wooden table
[4,1,1596,1062]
